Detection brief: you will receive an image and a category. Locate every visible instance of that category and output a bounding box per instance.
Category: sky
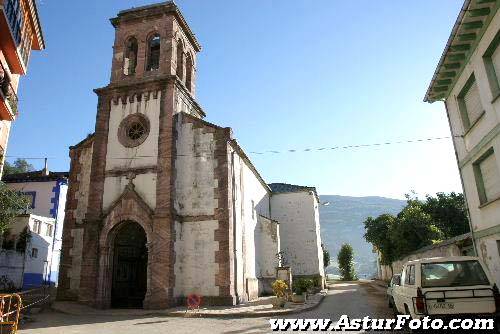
[7,0,465,199]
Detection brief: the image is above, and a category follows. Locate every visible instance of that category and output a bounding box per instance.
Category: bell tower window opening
[124,37,138,75]
[185,53,193,92]
[146,34,161,71]
[176,39,184,80]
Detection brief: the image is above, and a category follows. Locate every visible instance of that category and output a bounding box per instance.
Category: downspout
[444,100,478,256]
[230,150,239,302]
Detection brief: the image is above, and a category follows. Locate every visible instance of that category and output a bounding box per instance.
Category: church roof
[3,170,69,183]
[268,183,319,201]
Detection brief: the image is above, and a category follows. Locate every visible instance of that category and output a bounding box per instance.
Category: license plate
[428,302,455,310]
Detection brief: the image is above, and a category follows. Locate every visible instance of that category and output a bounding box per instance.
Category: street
[19,281,394,334]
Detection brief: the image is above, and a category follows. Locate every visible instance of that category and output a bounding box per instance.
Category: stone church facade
[58,1,324,309]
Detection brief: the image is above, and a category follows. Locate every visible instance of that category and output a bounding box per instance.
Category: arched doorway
[111,221,148,308]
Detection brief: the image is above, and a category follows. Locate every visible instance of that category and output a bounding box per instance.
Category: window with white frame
[32,219,41,234]
[46,224,53,237]
[473,148,500,205]
[457,75,484,130]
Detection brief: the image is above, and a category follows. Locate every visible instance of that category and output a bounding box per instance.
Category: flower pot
[291,293,306,303]
[272,297,286,308]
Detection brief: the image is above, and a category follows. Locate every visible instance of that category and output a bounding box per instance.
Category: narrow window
[473,148,500,205]
[251,200,255,219]
[124,37,138,75]
[185,53,193,92]
[146,34,160,71]
[497,240,500,257]
[31,248,38,258]
[483,30,500,99]
[32,220,41,234]
[457,74,484,131]
[46,224,53,237]
[176,40,184,79]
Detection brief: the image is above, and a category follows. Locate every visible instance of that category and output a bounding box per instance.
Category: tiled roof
[2,171,69,183]
[268,183,319,200]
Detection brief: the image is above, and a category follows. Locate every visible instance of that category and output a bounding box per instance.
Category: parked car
[391,256,499,323]
[387,274,401,308]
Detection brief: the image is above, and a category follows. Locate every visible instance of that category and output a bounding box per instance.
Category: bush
[337,243,357,281]
[293,278,314,294]
[271,279,288,298]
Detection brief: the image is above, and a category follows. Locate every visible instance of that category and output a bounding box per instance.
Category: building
[57,2,324,309]
[268,183,325,284]
[0,214,55,289]
[424,0,500,286]
[0,0,45,177]
[2,168,69,285]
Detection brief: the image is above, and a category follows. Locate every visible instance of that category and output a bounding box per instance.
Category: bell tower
[77,1,204,309]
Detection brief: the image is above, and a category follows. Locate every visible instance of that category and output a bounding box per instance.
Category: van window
[421,260,490,288]
[404,265,415,285]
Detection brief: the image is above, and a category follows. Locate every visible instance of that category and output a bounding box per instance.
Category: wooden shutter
[479,152,500,202]
[492,45,500,82]
[464,80,483,126]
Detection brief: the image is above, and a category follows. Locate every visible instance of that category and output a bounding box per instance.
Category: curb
[51,294,327,319]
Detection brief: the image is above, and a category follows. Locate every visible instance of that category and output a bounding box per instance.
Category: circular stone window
[118,114,150,148]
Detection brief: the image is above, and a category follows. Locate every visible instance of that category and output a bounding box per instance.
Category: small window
[124,37,138,75]
[176,39,184,80]
[473,148,500,205]
[457,75,484,130]
[31,248,38,258]
[32,220,41,234]
[185,53,193,92]
[46,224,53,237]
[146,34,160,71]
[251,200,255,219]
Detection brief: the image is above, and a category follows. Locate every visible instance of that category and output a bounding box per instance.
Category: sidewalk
[51,291,327,318]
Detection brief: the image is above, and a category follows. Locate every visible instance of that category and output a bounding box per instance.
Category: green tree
[0,182,31,233]
[322,244,330,268]
[363,214,397,273]
[3,158,35,176]
[390,202,444,258]
[337,243,357,281]
[419,192,469,239]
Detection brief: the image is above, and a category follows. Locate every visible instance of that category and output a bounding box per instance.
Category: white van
[392,256,499,321]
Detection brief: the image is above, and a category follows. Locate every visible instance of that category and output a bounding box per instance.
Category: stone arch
[185,52,194,92]
[146,32,161,71]
[123,36,138,75]
[95,185,154,308]
[176,38,184,80]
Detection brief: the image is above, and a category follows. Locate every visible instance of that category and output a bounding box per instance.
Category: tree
[322,244,330,268]
[390,202,444,258]
[363,214,397,273]
[3,158,34,176]
[0,182,31,233]
[337,243,357,281]
[419,192,469,239]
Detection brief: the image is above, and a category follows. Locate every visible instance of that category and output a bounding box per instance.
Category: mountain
[319,195,406,279]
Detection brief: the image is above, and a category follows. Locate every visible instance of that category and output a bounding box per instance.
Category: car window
[408,265,415,285]
[421,260,490,288]
[404,265,413,285]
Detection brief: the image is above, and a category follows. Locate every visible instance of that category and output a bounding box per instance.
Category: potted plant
[292,278,314,303]
[271,279,288,308]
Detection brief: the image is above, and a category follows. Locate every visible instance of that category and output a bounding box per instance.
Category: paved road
[18,281,394,334]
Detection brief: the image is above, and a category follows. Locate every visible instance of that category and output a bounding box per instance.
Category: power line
[5,135,454,161]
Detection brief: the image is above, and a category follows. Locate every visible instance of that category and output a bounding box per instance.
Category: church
[58,1,325,309]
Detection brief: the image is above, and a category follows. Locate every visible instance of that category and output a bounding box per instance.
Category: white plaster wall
[477,235,500,287]
[103,91,160,211]
[173,220,219,297]
[230,148,271,299]
[24,215,55,280]
[255,216,280,278]
[270,192,324,277]
[174,119,218,216]
[443,9,500,287]
[7,181,56,217]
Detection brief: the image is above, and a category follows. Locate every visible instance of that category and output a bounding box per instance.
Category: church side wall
[102,91,161,212]
[270,192,324,280]
[230,146,271,301]
[255,215,280,295]
[57,138,93,300]
[173,113,234,305]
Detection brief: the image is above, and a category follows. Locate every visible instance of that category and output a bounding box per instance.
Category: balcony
[0,0,31,74]
[0,65,18,121]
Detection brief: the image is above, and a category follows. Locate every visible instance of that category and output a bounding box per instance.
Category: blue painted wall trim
[22,273,44,290]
